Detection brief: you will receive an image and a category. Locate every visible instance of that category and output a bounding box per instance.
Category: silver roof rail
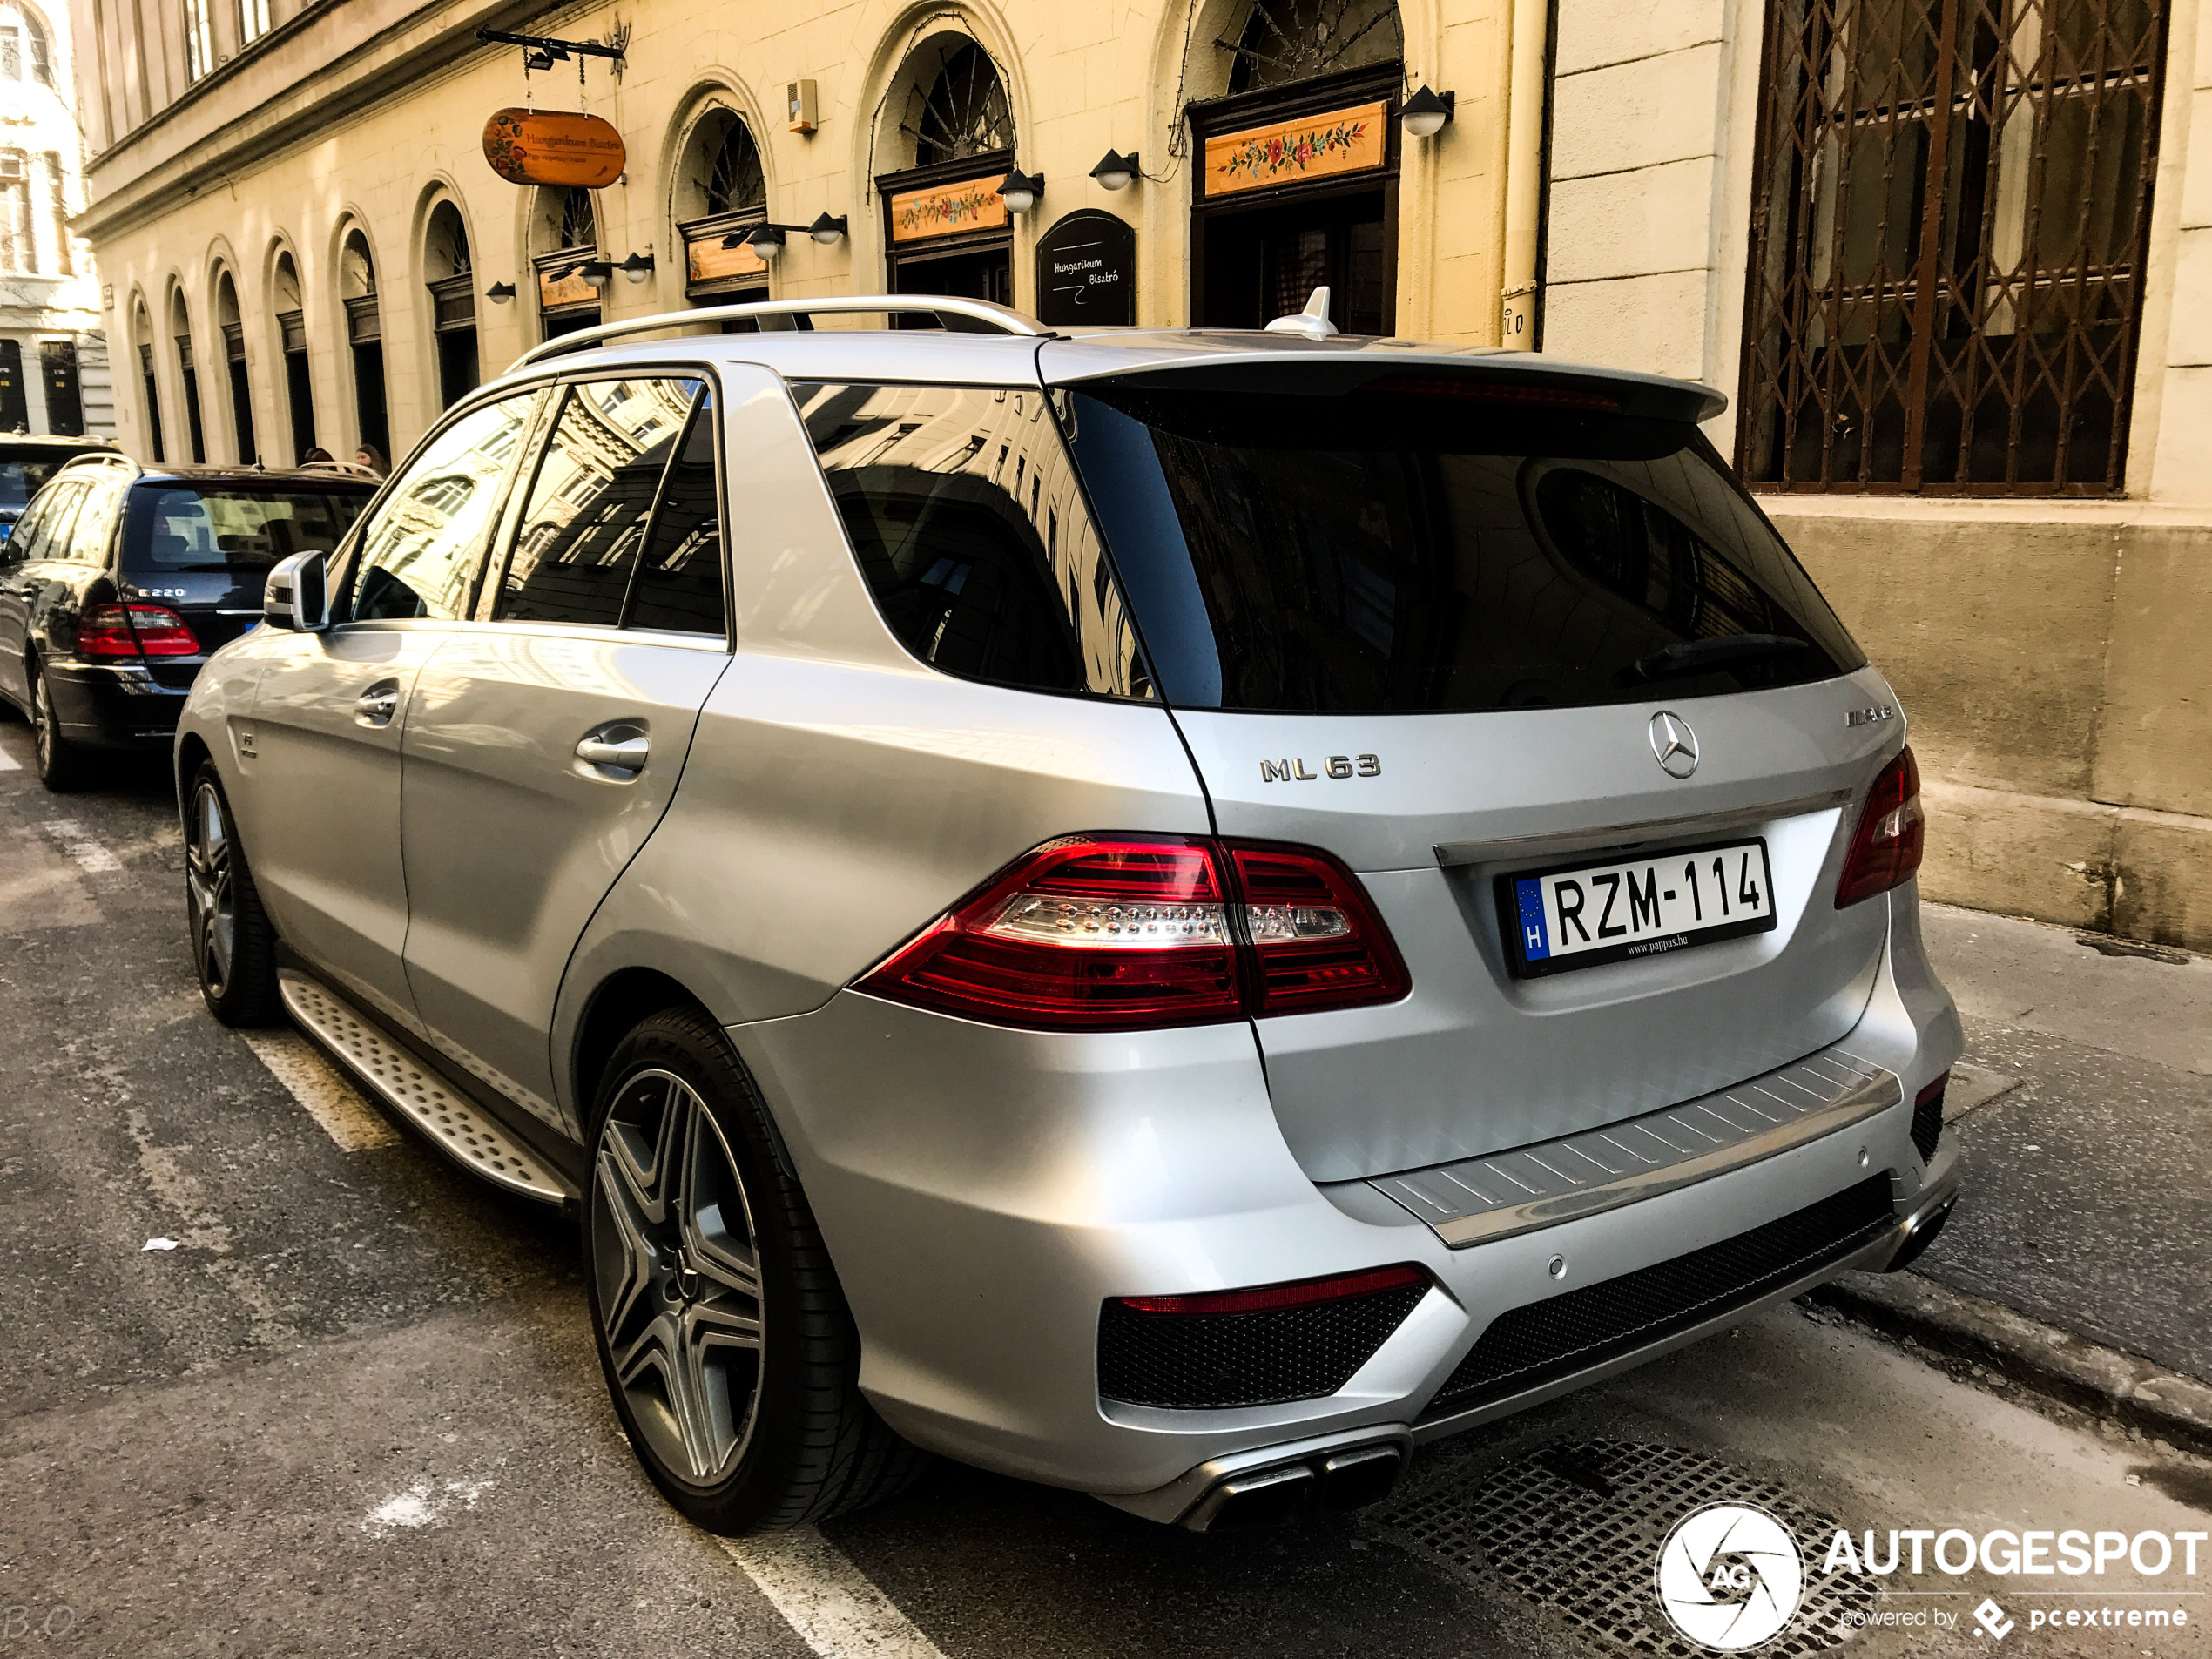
[509,294,1048,370]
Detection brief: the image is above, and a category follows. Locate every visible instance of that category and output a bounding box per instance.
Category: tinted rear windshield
[0,456,75,509]
[1067,382,1865,712]
[122,486,373,573]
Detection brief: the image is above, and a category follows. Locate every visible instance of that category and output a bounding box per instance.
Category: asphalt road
[0,731,2204,1659]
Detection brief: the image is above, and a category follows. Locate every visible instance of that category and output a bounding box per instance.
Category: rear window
[0,455,76,510]
[1066,381,1865,712]
[122,485,373,574]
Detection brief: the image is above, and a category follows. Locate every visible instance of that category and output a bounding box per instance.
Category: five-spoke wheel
[583,1011,927,1532]
[591,1068,765,1485]
[183,763,280,1025]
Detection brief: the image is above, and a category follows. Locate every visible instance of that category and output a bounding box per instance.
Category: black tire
[584,1008,927,1534]
[184,762,283,1026]
[30,658,91,792]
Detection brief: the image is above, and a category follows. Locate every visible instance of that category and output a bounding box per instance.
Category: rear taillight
[1836,745,1925,907]
[77,602,200,658]
[1231,843,1411,1015]
[855,833,1411,1032]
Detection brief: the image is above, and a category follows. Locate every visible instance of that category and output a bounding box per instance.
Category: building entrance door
[1199,185,1390,334]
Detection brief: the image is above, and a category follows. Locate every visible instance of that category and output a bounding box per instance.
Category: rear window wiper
[1619,632,1809,685]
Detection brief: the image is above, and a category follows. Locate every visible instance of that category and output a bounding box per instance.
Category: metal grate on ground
[1372,1441,1875,1657]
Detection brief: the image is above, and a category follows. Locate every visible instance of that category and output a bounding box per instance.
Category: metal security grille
[1739,0,2168,493]
[1376,1442,1875,1657]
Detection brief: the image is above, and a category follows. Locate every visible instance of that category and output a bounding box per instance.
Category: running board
[279,971,573,1205]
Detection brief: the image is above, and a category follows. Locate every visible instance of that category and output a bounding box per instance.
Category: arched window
[424,200,478,408]
[0,3,53,85]
[1224,0,1403,94]
[217,269,255,463]
[911,43,1013,166]
[134,298,164,461]
[341,229,390,466]
[674,109,769,307]
[273,248,316,462]
[703,118,765,217]
[533,188,603,340]
[171,287,206,462]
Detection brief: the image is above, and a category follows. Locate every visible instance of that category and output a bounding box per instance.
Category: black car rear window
[122,485,374,574]
[1065,381,1865,712]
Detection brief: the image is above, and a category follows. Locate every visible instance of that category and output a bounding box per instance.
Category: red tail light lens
[1116,1263,1426,1316]
[77,603,200,658]
[856,833,1412,1032]
[855,836,1244,1030]
[1836,745,1925,907]
[1230,842,1412,1015]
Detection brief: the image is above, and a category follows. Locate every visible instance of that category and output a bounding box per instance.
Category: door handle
[355,679,400,728]
[575,732,650,774]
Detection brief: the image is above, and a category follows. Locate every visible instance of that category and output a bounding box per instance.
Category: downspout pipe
[1500,0,1548,350]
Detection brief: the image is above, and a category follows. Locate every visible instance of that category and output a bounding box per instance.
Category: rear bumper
[45,658,193,747]
[730,882,1962,1511]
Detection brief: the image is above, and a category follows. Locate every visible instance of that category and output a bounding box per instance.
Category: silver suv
[176,296,1962,1535]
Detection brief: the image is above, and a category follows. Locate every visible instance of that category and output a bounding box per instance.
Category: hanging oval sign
[482,107,625,189]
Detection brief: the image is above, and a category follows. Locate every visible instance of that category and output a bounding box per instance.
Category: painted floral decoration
[1216,118,1369,184]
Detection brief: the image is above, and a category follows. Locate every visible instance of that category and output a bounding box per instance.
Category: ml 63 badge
[1260,754,1381,782]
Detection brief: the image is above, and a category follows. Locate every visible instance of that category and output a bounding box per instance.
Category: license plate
[1498,838,1777,977]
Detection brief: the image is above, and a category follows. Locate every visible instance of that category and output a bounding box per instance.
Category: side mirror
[264,550,330,632]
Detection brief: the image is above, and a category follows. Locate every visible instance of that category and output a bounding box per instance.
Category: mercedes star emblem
[1649,711,1701,779]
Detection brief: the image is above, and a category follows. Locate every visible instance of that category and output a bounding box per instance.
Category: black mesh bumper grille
[1911,1085,1946,1162]
[1425,1174,1897,1419]
[1098,1285,1427,1409]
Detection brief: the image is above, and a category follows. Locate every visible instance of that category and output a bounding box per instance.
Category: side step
[279,971,574,1206]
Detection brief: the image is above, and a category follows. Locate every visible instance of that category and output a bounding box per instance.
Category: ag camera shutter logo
[1656,1501,1807,1649]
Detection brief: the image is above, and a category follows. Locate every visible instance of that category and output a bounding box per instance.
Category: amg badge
[1845,705,1897,728]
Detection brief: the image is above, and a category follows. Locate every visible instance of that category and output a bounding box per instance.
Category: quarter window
[345,391,542,623]
[494,377,700,628]
[627,390,725,636]
[792,381,1150,698]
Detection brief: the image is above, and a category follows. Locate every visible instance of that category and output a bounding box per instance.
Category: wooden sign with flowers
[889,176,1009,244]
[1203,100,1387,198]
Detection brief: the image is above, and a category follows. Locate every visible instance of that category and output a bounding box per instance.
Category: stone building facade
[0,0,111,436]
[64,0,2212,948]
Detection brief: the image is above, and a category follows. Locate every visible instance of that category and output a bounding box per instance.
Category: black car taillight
[78,602,200,659]
[853,833,1411,1032]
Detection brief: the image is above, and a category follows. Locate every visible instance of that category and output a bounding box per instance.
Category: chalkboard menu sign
[1035,211,1136,327]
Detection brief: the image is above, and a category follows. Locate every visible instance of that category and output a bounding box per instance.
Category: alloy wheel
[185,781,236,996]
[31,671,51,772]
[592,1069,765,1485]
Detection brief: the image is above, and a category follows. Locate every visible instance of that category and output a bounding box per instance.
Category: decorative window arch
[0,2,52,84]
[1222,0,1403,94]
[908,41,1014,166]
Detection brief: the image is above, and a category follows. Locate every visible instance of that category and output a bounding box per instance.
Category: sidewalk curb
[1805,1270,2212,1457]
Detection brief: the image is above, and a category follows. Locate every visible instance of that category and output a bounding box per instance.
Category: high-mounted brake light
[1355,374,1621,413]
[1836,745,1925,907]
[78,603,199,659]
[855,833,1411,1032]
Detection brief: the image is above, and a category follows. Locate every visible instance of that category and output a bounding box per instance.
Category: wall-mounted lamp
[619,252,655,285]
[485,281,516,304]
[1400,85,1456,139]
[1089,150,1138,192]
[995,169,1044,216]
[578,260,614,290]
[745,225,786,263]
[807,212,847,246]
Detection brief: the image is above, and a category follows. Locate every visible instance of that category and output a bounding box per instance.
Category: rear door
[1058,366,1899,1183]
[245,390,546,1035]
[399,374,731,1132]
